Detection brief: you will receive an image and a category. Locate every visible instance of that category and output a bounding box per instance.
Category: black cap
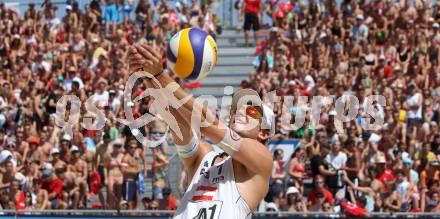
[163,187,171,196]
[231,89,262,114]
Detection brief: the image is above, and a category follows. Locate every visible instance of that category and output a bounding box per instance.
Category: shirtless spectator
[105,139,124,209]
[59,134,73,163]
[51,148,66,171]
[5,0,440,213]
[15,128,29,164]
[121,140,140,210]
[0,160,16,207]
[67,145,87,208]
[7,174,26,210]
[151,147,168,200]
[383,180,403,212]
[5,141,22,170]
[27,137,44,166]
[32,179,48,210]
[94,133,111,208]
[56,168,80,209]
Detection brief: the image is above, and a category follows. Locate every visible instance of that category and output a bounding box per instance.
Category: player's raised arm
[128,45,272,179]
[168,106,213,178]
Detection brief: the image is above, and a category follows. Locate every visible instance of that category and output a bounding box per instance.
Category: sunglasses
[245,105,263,120]
[6,144,16,149]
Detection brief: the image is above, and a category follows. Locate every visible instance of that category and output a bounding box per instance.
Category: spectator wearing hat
[0,160,16,192]
[63,4,79,31]
[27,137,43,166]
[6,172,26,210]
[67,145,87,208]
[60,134,73,163]
[121,140,140,210]
[105,138,124,209]
[40,164,67,209]
[371,154,395,192]
[265,202,279,212]
[51,148,66,171]
[351,14,369,41]
[63,66,84,92]
[7,0,440,213]
[4,140,21,167]
[285,186,307,212]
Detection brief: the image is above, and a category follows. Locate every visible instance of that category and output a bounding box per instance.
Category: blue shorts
[122,10,131,18]
[50,199,60,209]
[152,185,163,200]
[122,2,132,17]
[104,5,118,22]
[407,118,423,126]
[122,180,137,201]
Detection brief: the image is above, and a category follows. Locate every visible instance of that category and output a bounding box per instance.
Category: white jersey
[174,151,252,219]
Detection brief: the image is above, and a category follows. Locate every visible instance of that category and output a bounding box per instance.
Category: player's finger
[140,44,160,59]
[128,58,145,66]
[128,59,146,68]
[135,45,159,63]
[131,53,144,60]
[128,46,138,56]
[143,45,162,59]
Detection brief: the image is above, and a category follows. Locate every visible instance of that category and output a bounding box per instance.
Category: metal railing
[2,210,440,218]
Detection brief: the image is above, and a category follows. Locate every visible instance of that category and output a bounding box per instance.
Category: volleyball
[166,28,218,80]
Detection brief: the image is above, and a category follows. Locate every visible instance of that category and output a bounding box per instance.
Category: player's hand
[128,46,145,73]
[128,44,163,76]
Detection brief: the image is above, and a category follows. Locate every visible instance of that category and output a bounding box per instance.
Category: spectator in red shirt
[41,166,67,209]
[373,155,396,193]
[158,187,180,210]
[375,56,394,79]
[308,175,334,211]
[243,0,261,47]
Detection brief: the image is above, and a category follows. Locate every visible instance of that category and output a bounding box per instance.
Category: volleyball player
[128,44,273,219]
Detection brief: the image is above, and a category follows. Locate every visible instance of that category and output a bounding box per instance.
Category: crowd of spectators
[0,0,219,211]
[3,0,440,216]
[241,0,440,215]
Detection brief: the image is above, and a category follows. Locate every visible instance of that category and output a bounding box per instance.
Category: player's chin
[231,123,259,139]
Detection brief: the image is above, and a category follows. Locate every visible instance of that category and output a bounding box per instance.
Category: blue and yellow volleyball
[166,28,218,80]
